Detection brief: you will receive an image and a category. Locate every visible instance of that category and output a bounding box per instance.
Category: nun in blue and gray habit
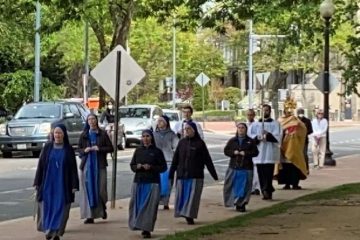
[129,129,167,238]
[33,124,79,240]
[223,122,259,212]
[153,115,179,209]
[169,121,218,225]
[78,113,113,224]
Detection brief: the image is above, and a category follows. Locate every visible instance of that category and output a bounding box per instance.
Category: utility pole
[83,20,89,106]
[248,20,253,109]
[34,1,41,102]
[172,18,176,109]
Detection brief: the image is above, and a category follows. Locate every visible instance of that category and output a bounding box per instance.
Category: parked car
[119,104,162,146]
[0,101,125,158]
[162,109,182,132]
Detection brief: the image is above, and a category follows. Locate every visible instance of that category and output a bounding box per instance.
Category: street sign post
[90,45,145,209]
[195,72,210,129]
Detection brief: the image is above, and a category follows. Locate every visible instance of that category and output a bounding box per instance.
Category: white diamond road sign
[313,72,339,93]
[256,72,271,86]
[90,45,146,100]
[195,72,210,87]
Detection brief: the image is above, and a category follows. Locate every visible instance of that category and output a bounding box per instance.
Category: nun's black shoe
[186,217,195,225]
[262,191,272,200]
[84,218,94,224]
[142,231,151,238]
[163,205,170,210]
[236,205,246,212]
[292,185,302,190]
[45,235,52,240]
[53,236,60,240]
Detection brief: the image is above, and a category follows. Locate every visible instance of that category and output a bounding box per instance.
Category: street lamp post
[320,0,336,166]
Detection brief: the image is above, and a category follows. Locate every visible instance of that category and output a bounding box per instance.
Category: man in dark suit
[297,108,313,174]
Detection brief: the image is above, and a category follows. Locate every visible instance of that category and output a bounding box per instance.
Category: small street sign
[313,72,339,93]
[256,72,271,86]
[195,72,210,87]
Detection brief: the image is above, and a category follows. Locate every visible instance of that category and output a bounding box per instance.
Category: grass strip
[161,183,360,240]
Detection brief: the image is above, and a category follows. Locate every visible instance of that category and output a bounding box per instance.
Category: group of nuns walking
[33,108,262,239]
[34,113,114,240]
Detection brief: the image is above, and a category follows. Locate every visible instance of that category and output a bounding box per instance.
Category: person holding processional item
[246,109,261,195]
[34,124,79,240]
[223,122,259,212]
[129,129,167,239]
[275,98,307,190]
[78,113,114,224]
[169,121,218,225]
[253,104,282,200]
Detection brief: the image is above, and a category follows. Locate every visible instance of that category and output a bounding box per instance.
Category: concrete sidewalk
[0,153,359,240]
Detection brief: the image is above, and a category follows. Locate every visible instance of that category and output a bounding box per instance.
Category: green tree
[0,70,64,112]
[223,87,241,109]
[192,85,209,111]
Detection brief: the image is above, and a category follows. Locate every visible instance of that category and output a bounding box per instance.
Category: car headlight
[38,123,51,134]
[0,124,6,135]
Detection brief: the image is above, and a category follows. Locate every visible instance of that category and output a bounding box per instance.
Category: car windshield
[14,104,61,119]
[119,107,150,119]
[164,112,179,121]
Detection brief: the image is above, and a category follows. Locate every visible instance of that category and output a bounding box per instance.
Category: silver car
[119,104,162,146]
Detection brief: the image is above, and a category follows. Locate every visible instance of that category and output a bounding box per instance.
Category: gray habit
[129,183,160,232]
[223,168,253,208]
[174,178,204,219]
[79,168,107,219]
[37,202,71,238]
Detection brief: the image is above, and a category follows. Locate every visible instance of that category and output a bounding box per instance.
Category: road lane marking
[213,158,228,163]
[0,187,33,195]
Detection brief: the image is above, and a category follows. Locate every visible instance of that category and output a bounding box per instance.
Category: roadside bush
[193,110,236,121]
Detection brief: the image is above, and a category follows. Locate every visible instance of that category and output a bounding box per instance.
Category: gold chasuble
[277,114,307,179]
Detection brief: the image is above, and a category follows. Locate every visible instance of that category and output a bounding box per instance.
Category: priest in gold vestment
[275,98,307,190]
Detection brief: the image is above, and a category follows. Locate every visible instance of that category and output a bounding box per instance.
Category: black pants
[256,164,275,194]
[303,142,309,173]
[277,163,301,187]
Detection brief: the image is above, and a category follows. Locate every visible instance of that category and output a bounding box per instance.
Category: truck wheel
[2,151,12,158]
[32,151,41,158]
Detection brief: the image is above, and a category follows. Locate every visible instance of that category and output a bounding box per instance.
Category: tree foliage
[0,70,64,112]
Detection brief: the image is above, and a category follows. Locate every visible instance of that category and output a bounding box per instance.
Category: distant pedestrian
[78,113,114,224]
[153,115,179,210]
[129,129,167,239]
[246,109,260,195]
[169,121,218,225]
[253,104,282,200]
[297,108,313,173]
[223,122,259,212]
[311,109,328,169]
[33,124,79,240]
[173,104,204,139]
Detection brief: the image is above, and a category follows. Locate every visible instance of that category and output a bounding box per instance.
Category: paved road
[0,128,359,222]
